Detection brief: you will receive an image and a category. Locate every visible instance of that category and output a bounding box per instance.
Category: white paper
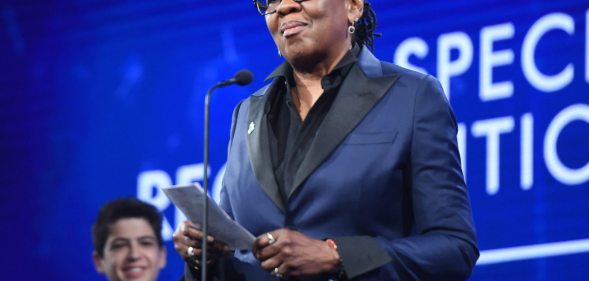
[161,184,255,250]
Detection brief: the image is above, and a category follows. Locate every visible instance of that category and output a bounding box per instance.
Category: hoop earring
[348,25,356,34]
[348,18,358,35]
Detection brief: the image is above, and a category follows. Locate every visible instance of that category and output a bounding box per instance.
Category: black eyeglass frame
[253,0,307,16]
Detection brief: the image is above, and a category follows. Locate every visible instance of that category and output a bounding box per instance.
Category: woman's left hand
[252,228,341,277]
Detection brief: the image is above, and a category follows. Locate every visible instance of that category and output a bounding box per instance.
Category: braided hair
[352,1,380,50]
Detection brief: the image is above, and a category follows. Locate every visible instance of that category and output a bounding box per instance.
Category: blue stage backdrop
[1,0,587,280]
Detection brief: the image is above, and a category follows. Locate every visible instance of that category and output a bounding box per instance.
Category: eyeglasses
[253,0,307,16]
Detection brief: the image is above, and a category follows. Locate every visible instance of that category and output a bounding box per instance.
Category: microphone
[216,69,254,87]
[201,69,253,281]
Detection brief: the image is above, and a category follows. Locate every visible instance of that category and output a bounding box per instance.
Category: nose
[126,243,141,261]
[276,0,302,15]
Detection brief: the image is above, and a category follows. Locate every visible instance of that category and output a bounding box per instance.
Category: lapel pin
[248,122,255,135]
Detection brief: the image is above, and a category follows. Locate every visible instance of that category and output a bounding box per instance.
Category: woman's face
[265,0,362,67]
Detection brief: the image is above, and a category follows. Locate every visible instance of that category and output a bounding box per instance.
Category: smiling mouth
[280,21,307,37]
[123,266,145,278]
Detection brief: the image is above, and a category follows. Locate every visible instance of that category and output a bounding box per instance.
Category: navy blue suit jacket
[184,46,478,281]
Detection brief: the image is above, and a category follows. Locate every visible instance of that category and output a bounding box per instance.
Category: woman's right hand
[173,220,231,267]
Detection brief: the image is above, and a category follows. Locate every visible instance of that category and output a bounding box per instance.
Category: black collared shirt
[266,45,361,201]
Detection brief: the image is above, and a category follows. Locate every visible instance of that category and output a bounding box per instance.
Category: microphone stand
[201,70,252,281]
[201,83,216,281]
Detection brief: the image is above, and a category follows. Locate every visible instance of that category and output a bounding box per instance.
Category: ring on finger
[272,267,283,278]
[266,232,276,245]
[187,246,195,257]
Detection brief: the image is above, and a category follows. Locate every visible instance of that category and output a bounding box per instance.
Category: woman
[174,0,479,280]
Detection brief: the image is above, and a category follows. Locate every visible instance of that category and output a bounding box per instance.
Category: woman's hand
[252,228,341,277]
[173,220,231,268]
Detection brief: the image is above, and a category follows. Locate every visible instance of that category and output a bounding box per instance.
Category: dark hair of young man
[92,198,164,257]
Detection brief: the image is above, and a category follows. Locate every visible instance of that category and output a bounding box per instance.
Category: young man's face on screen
[93,218,166,281]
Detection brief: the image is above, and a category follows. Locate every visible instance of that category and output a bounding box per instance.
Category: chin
[287,51,328,72]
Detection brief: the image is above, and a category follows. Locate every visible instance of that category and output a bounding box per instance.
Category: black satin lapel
[245,84,286,212]
[289,65,399,197]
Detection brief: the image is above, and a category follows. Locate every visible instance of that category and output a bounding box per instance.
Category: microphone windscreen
[234,69,253,86]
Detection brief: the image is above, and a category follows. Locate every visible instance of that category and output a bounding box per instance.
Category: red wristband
[324,238,346,280]
[325,238,338,250]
